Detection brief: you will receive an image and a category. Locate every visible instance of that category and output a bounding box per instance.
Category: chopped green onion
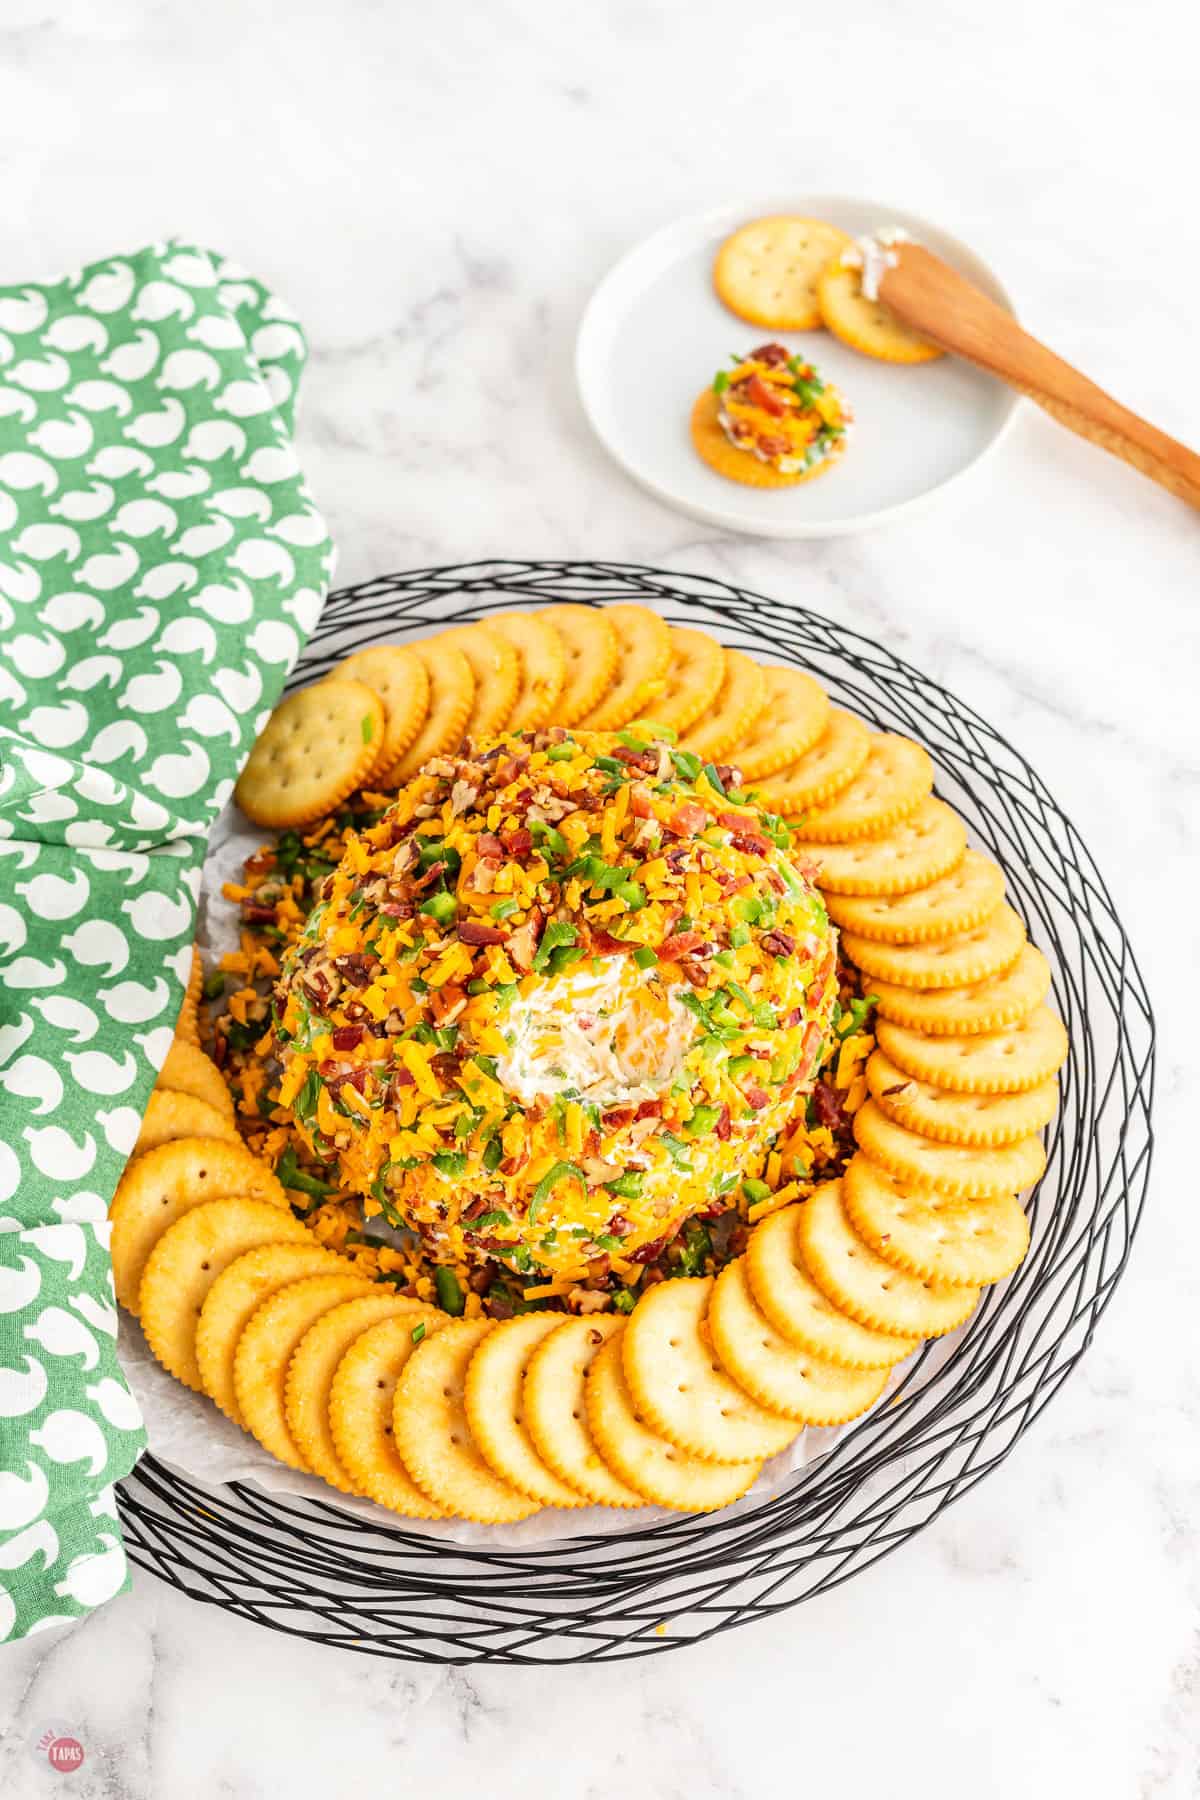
[419,891,457,926]
[434,1267,464,1316]
[528,1160,586,1222]
[490,897,519,920]
[632,945,658,969]
[533,921,578,973]
[605,1170,644,1200]
[684,1104,721,1137]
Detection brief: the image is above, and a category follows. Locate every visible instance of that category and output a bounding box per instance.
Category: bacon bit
[331,1025,365,1052]
[240,903,279,924]
[500,827,533,858]
[607,1212,633,1238]
[756,432,792,458]
[749,342,790,367]
[657,929,705,962]
[589,928,628,954]
[629,1234,669,1265]
[379,900,414,918]
[743,1084,771,1111]
[387,1070,415,1103]
[714,1104,732,1141]
[212,1032,228,1069]
[628,786,654,818]
[612,746,657,772]
[745,373,786,416]
[476,832,504,858]
[461,1196,492,1223]
[729,828,771,855]
[634,1098,663,1122]
[457,920,507,946]
[664,802,708,838]
[811,1079,848,1132]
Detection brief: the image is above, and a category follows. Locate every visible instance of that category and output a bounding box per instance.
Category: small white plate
[576,195,1020,538]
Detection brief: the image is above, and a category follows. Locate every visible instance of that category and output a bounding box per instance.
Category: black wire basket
[116,561,1156,1664]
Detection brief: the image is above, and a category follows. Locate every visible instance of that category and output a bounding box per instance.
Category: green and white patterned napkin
[0,241,333,1642]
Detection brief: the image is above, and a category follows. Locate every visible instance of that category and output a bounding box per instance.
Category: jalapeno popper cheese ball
[272,729,839,1285]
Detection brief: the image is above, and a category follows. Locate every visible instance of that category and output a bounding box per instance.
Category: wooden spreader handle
[879,244,1200,511]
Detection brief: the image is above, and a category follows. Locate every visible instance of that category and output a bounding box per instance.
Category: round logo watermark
[28,1722,86,1775]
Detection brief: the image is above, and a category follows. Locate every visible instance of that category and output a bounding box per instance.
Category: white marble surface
[2,1,1198,1794]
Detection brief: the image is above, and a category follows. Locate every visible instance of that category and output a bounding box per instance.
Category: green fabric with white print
[0,241,333,1641]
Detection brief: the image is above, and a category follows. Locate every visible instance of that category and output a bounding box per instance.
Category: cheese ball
[274,729,839,1281]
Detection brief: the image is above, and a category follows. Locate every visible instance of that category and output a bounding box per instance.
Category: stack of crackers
[110,604,1066,1521]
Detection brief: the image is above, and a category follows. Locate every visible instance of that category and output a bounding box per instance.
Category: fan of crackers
[113,605,1067,1522]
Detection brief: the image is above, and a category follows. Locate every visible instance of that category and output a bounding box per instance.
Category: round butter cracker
[745,1204,920,1369]
[337,644,430,781]
[576,603,671,731]
[139,1197,313,1392]
[286,1292,433,1497]
[681,648,768,762]
[817,258,944,365]
[432,622,520,741]
[867,1047,1059,1146]
[233,1272,376,1470]
[690,388,841,489]
[824,849,1005,943]
[714,215,852,330]
[643,625,727,736]
[133,1088,240,1158]
[110,1136,288,1318]
[154,1038,234,1119]
[854,1098,1048,1198]
[871,941,1053,1034]
[843,1155,1030,1288]
[803,797,967,896]
[540,605,620,726]
[327,1311,449,1517]
[759,708,872,813]
[729,665,830,780]
[841,902,1026,990]
[622,1276,796,1464]
[463,1313,588,1508]
[235,678,385,828]
[792,734,933,843]
[392,1319,541,1523]
[586,1332,761,1514]
[709,1258,890,1425]
[875,1006,1068,1093]
[798,1179,979,1339]
[195,1241,355,1424]
[390,641,474,782]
